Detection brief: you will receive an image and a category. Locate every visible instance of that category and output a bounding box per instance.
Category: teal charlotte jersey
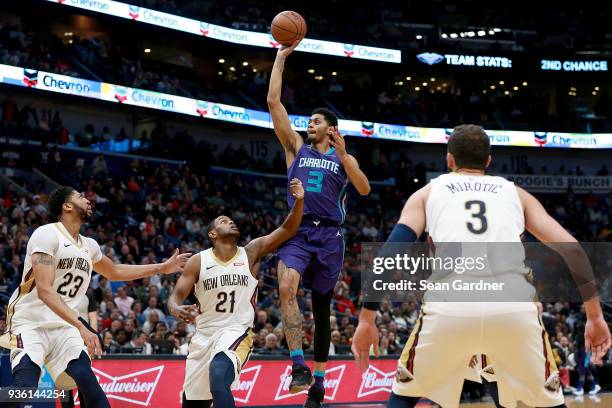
[286,144,348,224]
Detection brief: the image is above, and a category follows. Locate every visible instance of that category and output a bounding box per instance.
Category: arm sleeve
[87,290,98,313]
[29,226,59,257]
[363,223,418,311]
[87,238,103,264]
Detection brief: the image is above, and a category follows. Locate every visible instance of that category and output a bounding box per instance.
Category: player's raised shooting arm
[246,179,304,266]
[518,187,601,315]
[93,249,191,281]
[267,42,303,161]
[168,254,200,324]
[33,252,83,329]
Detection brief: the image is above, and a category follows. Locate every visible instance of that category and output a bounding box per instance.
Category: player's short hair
[311,107,338,127]
[447,125,490,170]
[48,186,76,221]
[206,217,219,239]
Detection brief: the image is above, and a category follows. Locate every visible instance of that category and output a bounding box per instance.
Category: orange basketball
[271,11,307,46]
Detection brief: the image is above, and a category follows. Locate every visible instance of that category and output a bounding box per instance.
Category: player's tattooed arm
[245,179,304,271]
[32,253,54,266]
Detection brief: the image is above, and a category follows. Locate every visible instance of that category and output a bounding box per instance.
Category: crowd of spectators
[2,15,611,133]
[1,119,611,392]
[0,22,79,77]
[119,0,608,54]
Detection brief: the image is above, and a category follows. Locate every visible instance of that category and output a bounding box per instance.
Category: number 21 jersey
[5,222,102,334]
[194,247,258,335]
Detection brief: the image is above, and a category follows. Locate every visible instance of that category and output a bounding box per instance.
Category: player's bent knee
[209,353,236,408]
[209,353,235,391]
[12,354,41,387]
[65,352,110,408]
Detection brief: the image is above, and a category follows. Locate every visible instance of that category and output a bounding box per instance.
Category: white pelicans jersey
[5,222,102,336]
[426,173,524,243]
[193,247,258,334]
[424,172,535,308]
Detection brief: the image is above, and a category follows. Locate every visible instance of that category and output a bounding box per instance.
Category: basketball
[271,11,307,46]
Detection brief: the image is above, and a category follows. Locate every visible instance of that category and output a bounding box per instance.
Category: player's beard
[75,205,93,222]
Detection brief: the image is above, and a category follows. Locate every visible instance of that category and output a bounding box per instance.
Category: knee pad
[209,353,235,392]
[65,352,109,408]
[12,354,41,387]
[209,353,236,408]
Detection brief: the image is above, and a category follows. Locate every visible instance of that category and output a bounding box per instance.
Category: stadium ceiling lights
[443,29,503,39]
[218,58,225,63]
[144,48,151,53]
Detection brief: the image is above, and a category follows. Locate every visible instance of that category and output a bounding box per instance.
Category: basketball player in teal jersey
[267,39,371,407]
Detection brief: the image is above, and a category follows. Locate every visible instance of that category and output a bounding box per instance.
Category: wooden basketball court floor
[319,392,612,407]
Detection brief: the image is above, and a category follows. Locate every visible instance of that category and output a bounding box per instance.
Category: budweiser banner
[65,357,397,407]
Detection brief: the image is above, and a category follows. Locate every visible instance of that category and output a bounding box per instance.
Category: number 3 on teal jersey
[306,170,323,193]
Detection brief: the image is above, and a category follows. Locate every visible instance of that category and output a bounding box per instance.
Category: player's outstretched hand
[585,315,611,365]
[289,178,304,201]
[171,304,199,324]
[161,249,192,275]
[352,318,380,372]
[329,127,347,158]
[80,326,102,358]
[278,39,301,58]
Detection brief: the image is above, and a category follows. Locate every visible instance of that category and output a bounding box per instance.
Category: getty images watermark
[360,242,610,303]
[372,253,508,292]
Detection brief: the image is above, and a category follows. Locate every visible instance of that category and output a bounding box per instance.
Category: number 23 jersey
[194,247,258,334]
[6,222,102,333]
